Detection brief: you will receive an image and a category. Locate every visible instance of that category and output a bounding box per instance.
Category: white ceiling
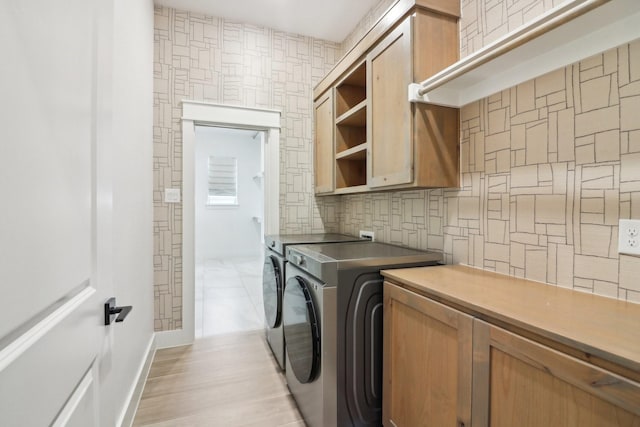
[153,0,380,42]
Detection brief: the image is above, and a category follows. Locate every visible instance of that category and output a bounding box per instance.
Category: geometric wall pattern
[340,40,640,303]
[340,0,396,52]
[459,0,563,57]
[154,0,640,330]
[153,6,342,330]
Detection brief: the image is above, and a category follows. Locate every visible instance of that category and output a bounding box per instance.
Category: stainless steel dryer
[263,234,364,371]
[283,241,442,427]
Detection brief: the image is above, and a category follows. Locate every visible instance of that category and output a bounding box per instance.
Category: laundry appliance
[283,241,442,427]
[262,234,364,370]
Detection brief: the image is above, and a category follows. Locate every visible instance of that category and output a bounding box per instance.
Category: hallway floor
[133,330,303,426]
[195,254,264,338]
[132,253,304,425]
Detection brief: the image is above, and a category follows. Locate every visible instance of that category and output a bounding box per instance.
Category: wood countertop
[382,264,640,379]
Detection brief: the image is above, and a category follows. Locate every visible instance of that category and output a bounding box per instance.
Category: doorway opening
[194,126,265,338]
[155,100,280,349]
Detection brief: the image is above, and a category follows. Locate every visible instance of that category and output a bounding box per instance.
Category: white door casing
[156,101,280,348]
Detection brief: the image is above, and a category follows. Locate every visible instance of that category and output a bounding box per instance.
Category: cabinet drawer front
[474,320,640,427]
[383,282,473,427]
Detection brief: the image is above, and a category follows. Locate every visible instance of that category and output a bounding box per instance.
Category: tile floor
[195,253,265,338]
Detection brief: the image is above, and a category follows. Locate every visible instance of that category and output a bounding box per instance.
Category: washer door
[262,255,282,328]
[283,276,320,384]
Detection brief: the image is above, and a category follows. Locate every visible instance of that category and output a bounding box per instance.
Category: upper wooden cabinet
[368,19,414,188]
[314,90,334,194]
[313,0,460,195]
[368,12,459,190]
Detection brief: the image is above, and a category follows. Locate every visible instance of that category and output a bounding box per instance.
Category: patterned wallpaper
[154,0,640,330]
[341,40,640,302]
[342,0,562,59]
[338,0,640,302]
[153,6,342,330]
[459,0,564,57]
[340,0,396,54]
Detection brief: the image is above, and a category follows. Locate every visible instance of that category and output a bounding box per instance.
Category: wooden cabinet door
[314,90,334,194]
[383,282,473,427]
[367,17,413,188]
[473,320,640,427]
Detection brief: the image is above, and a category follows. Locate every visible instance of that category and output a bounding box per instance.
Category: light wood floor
[133,330,304,426]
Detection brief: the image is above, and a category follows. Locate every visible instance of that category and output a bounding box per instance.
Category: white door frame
[156,100,280,348]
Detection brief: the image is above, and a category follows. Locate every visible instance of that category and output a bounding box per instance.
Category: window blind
[207,156,238,205]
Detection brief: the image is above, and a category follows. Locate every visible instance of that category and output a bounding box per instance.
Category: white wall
[195,126,263,260]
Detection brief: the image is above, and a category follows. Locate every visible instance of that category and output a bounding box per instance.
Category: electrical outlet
[618,219,640,256]
[359,230,375,241]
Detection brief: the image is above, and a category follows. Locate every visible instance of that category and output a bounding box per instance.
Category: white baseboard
[155,328,194,349]
[118,334,156,427]
[117,329,193,426]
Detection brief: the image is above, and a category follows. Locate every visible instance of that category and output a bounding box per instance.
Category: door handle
[104,297,133,325]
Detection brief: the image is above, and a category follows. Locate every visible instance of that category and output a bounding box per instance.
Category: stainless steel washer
[283,241,442,427]
[263,234,364,371]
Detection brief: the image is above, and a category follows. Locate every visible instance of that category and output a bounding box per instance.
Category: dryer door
[262,255,282,328]
[283,275,320,384]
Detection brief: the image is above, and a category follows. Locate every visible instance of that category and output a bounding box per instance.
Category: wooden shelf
[336,125,366,153]
[335,61,367,116]
[336,156,367,189]
[409,0,640,107]
[341,61,367,86]
[333,184,370,195]
[336,143,367,161]
[335,85,366,116]
[336,100,367,126]
[333,61,368,192]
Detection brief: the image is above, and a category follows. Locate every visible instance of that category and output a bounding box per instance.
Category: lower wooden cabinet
[383,283,473,427]
[474,321,640,427]
[383,281,640,427]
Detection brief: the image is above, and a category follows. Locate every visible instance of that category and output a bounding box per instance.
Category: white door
[0,0,111,424]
